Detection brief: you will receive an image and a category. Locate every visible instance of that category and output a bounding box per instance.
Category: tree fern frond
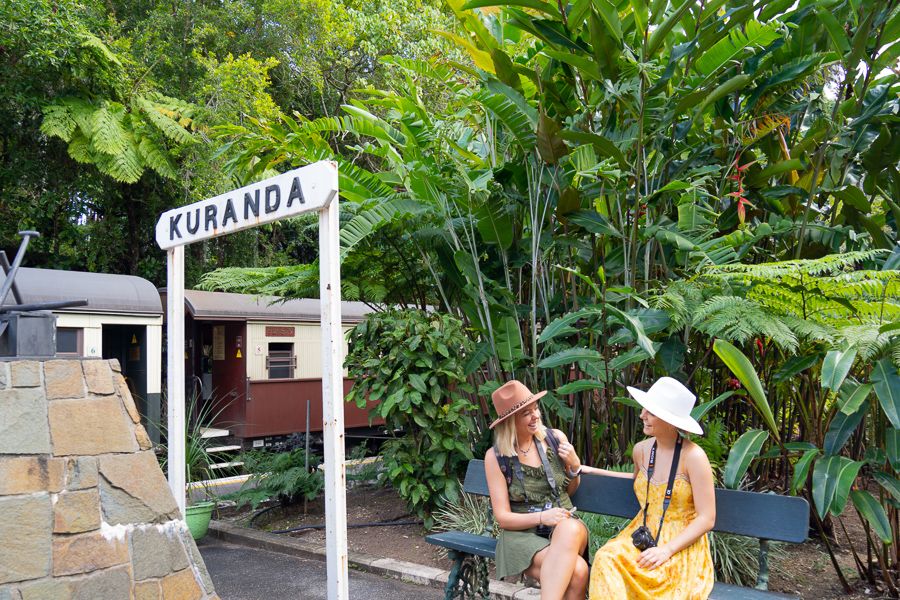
[693,296,798,350]
[136,96,196,145]
[66,133,94,164]
[137,135,177,179]
[91,102,129,155]
[779,315,836,343]
[197,264,319,297]
[837,325,897,361]
[79,33,122,67]
[40,104,77,142]
[707,250,889,279]
[63,98,97,138]
[93,131,143,183]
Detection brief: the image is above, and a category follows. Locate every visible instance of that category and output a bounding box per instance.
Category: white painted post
[320,184,348,600]
[166,246,186,515]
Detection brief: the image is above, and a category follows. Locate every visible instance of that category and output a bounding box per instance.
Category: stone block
[0,389,50,454]
[64,457,98,491]
[0,456,65,495]
[9,362,40,388]
[49,397,137,456]
[0,585,22,600]
[99,452,179,525]
[69,565,131,600]
[51,530,129,576]
[180,528,215,594]
[53,489,101,534]
[0,363,8,389]
[160,569,202,600]
[82,360,115,395]
[43,361,84,400]
[131,526,190,580]
[0,495,52,584]
[116,376,141,424]
[109,359,121,373]
[135,424,152,450]
[16,579,72,600]
[133,579,161,600]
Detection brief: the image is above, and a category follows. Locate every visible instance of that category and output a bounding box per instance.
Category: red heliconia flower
[755,338,765,357]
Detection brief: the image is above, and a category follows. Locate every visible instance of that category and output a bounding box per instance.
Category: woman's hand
[539,507,573,527]
[556,439,581,471]
[636,545,673,570]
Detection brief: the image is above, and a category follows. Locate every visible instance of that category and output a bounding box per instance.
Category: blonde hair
[492,411,547,457]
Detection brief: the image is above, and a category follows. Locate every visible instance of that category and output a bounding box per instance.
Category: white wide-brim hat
[627,377,703,435]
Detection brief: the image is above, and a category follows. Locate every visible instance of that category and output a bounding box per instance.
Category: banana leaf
[713,340,780,441]
[723,429,768,489]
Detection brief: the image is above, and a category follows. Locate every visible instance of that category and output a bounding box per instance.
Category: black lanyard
[511,436,561,506]
[641,436,684,545]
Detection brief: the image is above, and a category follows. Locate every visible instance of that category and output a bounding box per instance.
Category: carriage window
[266,342,296,379]
[56,328,83,357]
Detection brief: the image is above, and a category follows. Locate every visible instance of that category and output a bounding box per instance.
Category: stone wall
[0,359,218,600]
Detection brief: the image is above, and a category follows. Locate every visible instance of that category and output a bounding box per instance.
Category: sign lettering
[155,161,338,249]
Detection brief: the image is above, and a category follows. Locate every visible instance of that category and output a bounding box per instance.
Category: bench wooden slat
[425,531,498,558]
[463,460,809,543]
[710,582,799,599]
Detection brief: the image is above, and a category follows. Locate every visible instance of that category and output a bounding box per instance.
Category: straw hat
[490,380,547,429]
[626,377,703,435]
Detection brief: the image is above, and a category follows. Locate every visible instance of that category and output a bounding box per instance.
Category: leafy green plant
[710,532,786,587]
[346,309,479,528]
[156,391,231,504]
[229,449,325,510]
[432,491,497,541]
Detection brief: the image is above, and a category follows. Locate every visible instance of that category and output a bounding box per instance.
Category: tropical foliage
[345,309,480,527]
[205,0,900,592]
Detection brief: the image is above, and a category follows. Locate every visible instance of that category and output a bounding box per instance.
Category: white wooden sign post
[155,161,349,599]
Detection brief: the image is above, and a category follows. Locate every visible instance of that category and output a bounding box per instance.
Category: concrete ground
[198,536,444,600]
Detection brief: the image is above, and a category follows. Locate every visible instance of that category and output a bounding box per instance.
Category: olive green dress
[495,446,576,580]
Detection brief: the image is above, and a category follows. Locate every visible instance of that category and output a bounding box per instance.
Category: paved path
[198,537,444,600]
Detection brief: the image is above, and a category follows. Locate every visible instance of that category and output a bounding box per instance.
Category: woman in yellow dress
[588,377,716,600]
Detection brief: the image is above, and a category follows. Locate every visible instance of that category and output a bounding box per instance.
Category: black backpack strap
[544,428,560,456]
[493,446,513,487]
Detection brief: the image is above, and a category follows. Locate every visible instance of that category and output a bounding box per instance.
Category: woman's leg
[564,556,589,600]
[525,519,587,600]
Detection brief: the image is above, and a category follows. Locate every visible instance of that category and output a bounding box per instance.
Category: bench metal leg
[755,539,770,590]
[443,551,489,599]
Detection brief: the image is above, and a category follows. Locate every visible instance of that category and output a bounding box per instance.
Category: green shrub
[346,309,478,528]
[710,531,785,587]
[433,490,497,538]
[229,449,324,510]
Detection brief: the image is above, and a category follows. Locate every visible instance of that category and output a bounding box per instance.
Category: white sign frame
[156,161,348,599]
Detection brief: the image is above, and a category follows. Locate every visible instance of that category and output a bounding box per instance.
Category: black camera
[529,502,553,538]
[631,525,656,551]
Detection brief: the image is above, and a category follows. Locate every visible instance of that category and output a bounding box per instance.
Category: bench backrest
[464,459,809,544]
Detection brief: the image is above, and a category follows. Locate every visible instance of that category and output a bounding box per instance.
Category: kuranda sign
[155,161,338,249]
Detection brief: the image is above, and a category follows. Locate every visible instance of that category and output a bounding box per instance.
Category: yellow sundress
[588,468,714,599]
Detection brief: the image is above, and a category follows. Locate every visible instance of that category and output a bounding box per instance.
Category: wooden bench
[426,460,809,599]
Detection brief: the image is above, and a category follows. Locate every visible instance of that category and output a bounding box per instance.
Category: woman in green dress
[484,380,588,600]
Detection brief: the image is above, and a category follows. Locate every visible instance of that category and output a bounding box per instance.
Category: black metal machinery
[0,231,87,358]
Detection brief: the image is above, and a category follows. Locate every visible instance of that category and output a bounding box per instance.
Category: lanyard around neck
[641,435,684,545]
